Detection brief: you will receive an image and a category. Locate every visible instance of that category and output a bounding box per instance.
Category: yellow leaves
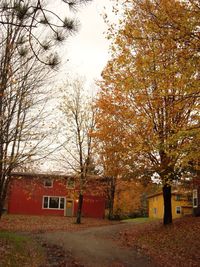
[94,0,200,182]
[114,180,144,214]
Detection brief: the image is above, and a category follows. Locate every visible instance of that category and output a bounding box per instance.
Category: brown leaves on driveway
[0,215,118,266]
[2,215,199,267]
[0,214,117,233]
[118,217,200,267]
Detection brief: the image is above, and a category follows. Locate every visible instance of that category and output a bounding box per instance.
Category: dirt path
[39,223,157,267]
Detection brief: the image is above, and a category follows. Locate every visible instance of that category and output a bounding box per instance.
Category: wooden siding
[8,174,105,219]
[148,192,193,219]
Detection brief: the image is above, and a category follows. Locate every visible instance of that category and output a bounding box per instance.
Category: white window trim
[42,196,65,210]
[176,206,181,214]
[44,179,53,188]
[66,178,75,189]
[193,189,198,208]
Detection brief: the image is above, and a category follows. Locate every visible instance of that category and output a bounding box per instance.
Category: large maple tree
[95,0,200,224]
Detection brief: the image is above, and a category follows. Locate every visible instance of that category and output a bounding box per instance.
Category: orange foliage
[95,0,200,185]
[114,180,148,216]
[94,0,200,224]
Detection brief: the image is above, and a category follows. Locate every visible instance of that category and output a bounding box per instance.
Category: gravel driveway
[40,223,157,267]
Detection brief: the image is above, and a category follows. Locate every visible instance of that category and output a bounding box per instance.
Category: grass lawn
[121,217,158,223]
[119,216,200,267]
[0,231,45,266]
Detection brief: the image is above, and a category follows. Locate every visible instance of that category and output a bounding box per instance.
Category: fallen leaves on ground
[0,232,84,267]
[38,239,84,267]
[0,215,119,266]
[0,214,118,233]
[118,217,200,267]
[0,232,45,266]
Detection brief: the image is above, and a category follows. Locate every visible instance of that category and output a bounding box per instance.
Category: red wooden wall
[8,175,105,218]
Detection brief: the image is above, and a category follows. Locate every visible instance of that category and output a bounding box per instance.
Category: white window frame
[66,178,75,189]
[193,189,198,208]
[176,206,181,214]
[44,179,53,188]
[42,196,65,210]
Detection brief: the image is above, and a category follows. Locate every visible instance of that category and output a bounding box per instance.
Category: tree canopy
[95,0,200,224]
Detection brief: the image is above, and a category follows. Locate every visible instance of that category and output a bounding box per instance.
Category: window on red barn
[60,198,65,209]
[43,197,48,208]
[43,196,65,209]
[44,179,53,188]
[49,197,59,208]
[66,178,75,189]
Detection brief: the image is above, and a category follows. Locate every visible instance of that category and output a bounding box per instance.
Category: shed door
[65,199,74,217]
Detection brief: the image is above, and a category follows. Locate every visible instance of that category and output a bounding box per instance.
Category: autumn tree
[95,0,200,224]
[94,68,154,219]
[0,50,57,218]
[0,0,92,216]
[114,179,153,218]
[58,78,96,224]
[93,110,124,219]
[93,132,127,220]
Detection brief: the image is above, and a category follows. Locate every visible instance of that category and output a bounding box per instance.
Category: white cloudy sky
[67,1,112,78]
[38,0,120,171]
[54,0,117,89]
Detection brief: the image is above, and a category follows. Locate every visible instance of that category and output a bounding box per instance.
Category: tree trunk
[163,184,172,225]
[0,204,2,219]
[108,182,115,220]
[108,198,114,220]
[0,197,3,219]
[76,193,83,224]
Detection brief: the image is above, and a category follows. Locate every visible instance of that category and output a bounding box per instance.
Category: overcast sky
[67,1,112,77]
[40,0,119,172]
[54,0,117,90]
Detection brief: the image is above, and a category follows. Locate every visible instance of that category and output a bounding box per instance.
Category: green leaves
[14,2,29,20]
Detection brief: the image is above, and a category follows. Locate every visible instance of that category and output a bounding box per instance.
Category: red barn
[7,172,106,218]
